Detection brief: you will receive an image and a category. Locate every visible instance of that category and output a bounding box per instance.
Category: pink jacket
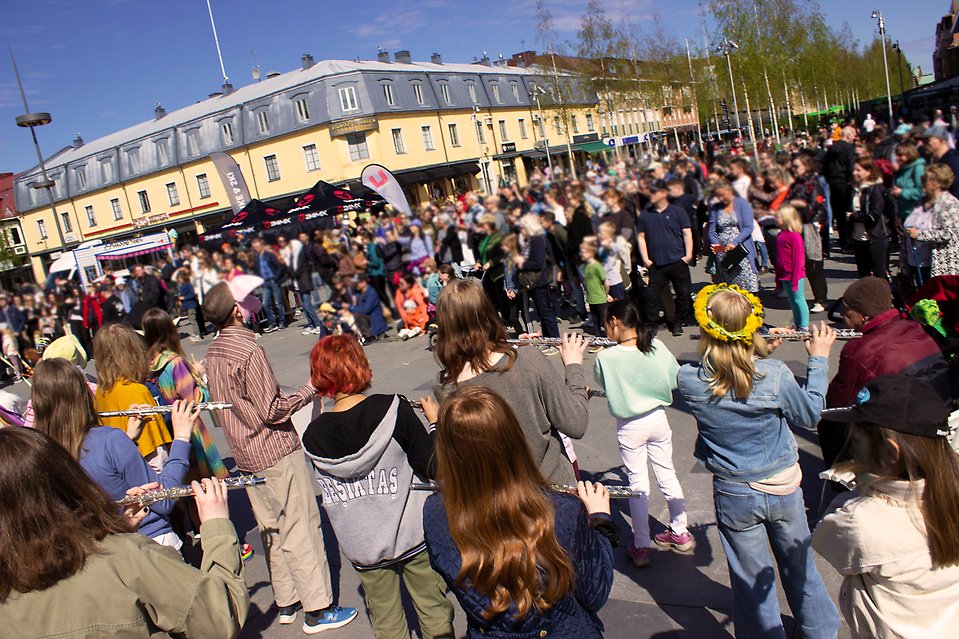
[775,230,806,291]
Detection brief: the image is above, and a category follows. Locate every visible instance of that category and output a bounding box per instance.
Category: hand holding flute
[123,400,201,444]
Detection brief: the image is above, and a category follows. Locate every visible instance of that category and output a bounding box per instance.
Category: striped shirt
[204,325,314,472]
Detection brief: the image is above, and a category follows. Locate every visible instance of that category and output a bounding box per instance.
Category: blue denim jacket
[677,356,829,483]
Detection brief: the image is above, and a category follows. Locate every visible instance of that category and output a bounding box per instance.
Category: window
[186,129,200,156]
[518,118,528,139]
[294,97,310,122]
[156,138,170,164]
[586,113,595,132]
[440,83,451,104]
[338,86,358,111]
[554,116,563,135]
[37,219,47,240]
[264,154,281,182]
[511,83,520,101]
[75,166,87,190]
[100,157,113,183]
[413,82,424,105]
[448,123,460,147]
[467,82,477,104]
[255,110,270,135]
[166,182,180,206]
[85,205,96,227]
[110,198,123,220]
[571,115,579,134]
[383,83,395,106]
[303,144,321,171]
[127,148,140,175]
[346,133,369,161]
[421,125,434,151]
[60,212,73,234]
[498,120,509,141]
[8,227,21,245]
[391,128,406,154]
[490,82,501,103]
[475,120,486,144]
[220,121,235,145]
[196,174,211,199]
[137,190,151,213]
[538,118,545,138]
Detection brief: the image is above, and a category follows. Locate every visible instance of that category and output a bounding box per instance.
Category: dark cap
[649,179,670,192]
[821,374,951,438]
[201,281,238,328]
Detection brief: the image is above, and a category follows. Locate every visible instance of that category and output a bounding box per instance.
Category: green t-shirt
[583,261,607,305]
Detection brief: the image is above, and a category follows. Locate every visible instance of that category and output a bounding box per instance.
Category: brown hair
[32,358,99,460]
[850,424,959,568]
[434,279,515,385]
[142,308,191,364]
[855,155,882,182]
[896,142,920,164]
[925,163,955,190]
[435,386,574,619]
[0,427,130,601]
[93,323,148,392]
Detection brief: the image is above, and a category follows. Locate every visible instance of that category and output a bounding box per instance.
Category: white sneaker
[810,303,825,313]
[311,327,324,335]
[302,328,314,335]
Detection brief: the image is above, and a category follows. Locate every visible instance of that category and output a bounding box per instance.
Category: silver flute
[116,475,265,508]
[762,329,862,341]
[412,482,641,499]
[508,337,618,347]
[98,401,233,418]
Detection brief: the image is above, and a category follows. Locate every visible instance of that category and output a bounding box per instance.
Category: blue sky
[0,0,945,176]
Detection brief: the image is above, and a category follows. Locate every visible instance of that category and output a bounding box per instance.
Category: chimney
[479,53,491,66]
[395,50,412,64]
[377,48,390,63]
[493,54,508,68]
[221,82,234,95]
[154,103,166,120]
[431,52,443,64]
[73,133,84,149]
[301,53,314,70]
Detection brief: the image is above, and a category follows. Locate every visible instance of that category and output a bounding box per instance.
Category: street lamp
[871,10,895,123]
[8,45,68,250]
[892,40,906,96]
[529,86,553,176]
[716,38,742,134]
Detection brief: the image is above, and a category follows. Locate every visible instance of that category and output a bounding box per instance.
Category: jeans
[712,477,840,639]
[530,285,559,338]
[780,278,809,330]
[617,408,688,548]
[298,291,321,328]
[186,307,204,338]
[756,241,769,270]
[644,260,692,327]
[261,279,286,329]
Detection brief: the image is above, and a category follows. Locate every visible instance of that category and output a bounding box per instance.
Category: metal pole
[724,40,742,132]
[205,0,229,84]
[742,77,761,167]
[894,43,905,97]
[685,38,704,149]
[875,11,894,123]
[533,93,553,176]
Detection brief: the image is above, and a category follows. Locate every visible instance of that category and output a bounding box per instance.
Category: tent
[200,198,286,245]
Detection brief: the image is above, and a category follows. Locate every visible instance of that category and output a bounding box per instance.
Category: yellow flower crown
[693,284,764,343]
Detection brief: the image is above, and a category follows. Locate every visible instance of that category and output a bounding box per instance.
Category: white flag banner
[361,164,412,217]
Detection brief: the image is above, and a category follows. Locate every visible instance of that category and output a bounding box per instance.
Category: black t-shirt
[302,393,435,480]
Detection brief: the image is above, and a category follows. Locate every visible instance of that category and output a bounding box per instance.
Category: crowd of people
[1,110,959,639]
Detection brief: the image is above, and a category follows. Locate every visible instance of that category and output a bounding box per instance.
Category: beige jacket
[813,476,959,639]
[2,518,249,638]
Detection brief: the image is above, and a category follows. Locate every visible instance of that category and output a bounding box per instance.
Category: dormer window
[339,86,358,112]
[383,83,395,106]
[412,82,424,105]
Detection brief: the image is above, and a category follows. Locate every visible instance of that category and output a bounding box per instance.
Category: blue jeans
[712,477,839,639]
[261,279,286,329]
[298,291,321,328]
[780,278,809,330]
[756,241,769,270]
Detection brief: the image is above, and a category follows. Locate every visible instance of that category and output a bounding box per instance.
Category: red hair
[310,335,372,397]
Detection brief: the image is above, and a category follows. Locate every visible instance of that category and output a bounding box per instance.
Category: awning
[96,241,172,262]
[573,141,612,154]
[492,151,522,160]
[523,150,547,160]
[426,166,458,179]
[396,170,430,184]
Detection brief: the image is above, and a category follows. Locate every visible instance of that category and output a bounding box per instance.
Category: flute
[412,482,641,499]
[116,475,265,508]
[98,401,233,418]
[508,337,618,347]
[762,329,862,341]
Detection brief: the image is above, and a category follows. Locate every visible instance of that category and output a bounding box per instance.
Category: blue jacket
[1,305,25,334]
[251,250,285,283]
[350,285,388,336]
[677,355,829,483]
[708,196,758,274]
[424,491,613,639]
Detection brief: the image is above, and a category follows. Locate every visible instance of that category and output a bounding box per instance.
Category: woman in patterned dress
[906,163,959,278]
[708,180,760,293]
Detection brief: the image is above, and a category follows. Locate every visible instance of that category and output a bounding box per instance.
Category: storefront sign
[133,212,171,229]
[501,142,516,154]
[573,133,599,143]
[330,116,379,138]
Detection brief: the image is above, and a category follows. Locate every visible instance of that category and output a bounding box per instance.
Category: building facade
[0,173,30,290]
[13,51,688,282]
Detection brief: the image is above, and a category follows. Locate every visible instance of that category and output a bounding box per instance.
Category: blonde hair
[92,323,148,392]
[699,289,768,398]
[777,205,803,233]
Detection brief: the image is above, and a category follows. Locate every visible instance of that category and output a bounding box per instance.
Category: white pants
[617,408,688,548]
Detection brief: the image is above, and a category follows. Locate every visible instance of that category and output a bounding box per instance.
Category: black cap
[649,179,670,192]
[821,374,951,438]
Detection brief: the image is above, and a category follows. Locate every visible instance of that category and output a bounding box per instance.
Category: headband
[693,284,764,343]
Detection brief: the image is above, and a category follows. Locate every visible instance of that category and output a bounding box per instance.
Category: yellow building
[13,51,693,282]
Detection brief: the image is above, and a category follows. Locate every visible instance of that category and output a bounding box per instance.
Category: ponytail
[605,300,653,353]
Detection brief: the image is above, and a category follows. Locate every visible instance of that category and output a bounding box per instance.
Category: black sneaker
[671,324,684,337]
[277,601,302,625]
[303,606,358,634]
